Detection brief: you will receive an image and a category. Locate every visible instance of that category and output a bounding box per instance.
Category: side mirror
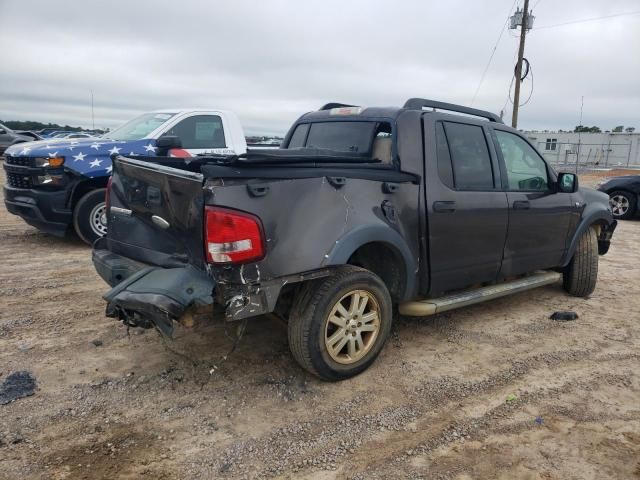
[0,129,6,134]
[156,135,182,155]
[558,172,578,193]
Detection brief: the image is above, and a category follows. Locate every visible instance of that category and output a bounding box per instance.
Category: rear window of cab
[287,121,391,154]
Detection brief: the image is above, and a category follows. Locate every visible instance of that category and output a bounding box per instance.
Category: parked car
[0,123,41,156]
[3,109,246,244]
[92,98,616,381]
[596,175,640,219]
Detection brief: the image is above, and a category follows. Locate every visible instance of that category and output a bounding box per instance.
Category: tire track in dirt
[204,350,638,478]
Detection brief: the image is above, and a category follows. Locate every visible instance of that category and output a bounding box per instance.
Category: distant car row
[0,123,101,156]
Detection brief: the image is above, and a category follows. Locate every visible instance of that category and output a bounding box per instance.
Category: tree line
[573,125,635,133]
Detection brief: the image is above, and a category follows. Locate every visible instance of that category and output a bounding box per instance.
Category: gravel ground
[0,167,639,479]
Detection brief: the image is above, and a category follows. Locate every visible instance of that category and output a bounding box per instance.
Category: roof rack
[403,98,503,123]
[319,102,358,110]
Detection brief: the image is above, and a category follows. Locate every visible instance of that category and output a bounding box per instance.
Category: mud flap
[103,266,215,337]
[597,220,617,255]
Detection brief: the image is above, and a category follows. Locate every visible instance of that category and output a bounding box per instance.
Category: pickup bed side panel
[204,176,421,301]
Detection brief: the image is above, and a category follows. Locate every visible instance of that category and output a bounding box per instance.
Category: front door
[426,119,509,295]
[160,114,229,156]
[492,128,573,276]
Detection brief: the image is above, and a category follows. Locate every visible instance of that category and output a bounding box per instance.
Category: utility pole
[91,90,95,130]
[510,0,534,128]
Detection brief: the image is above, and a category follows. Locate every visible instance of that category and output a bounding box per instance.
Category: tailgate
[107,156,206,267]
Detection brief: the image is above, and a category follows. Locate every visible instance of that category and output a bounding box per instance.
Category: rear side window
[288,123,309,148]
[442,122,494,190]
[435,122,454,188]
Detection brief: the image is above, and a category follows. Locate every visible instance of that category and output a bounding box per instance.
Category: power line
[470,0,518,106]
[535,10,640,30]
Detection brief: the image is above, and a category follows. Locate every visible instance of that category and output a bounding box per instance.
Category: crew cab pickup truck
[92,98,616,381]
[3,110,246,244]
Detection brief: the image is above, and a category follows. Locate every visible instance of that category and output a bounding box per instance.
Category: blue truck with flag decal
[3,109,247,244]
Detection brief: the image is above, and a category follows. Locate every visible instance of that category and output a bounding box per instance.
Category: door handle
[513,200,530,210]
[433,201,456,213]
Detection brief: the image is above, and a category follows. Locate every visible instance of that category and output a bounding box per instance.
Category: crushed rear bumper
[92,238,215,336]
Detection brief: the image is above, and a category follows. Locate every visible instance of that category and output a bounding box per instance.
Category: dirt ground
[0,167,639,480]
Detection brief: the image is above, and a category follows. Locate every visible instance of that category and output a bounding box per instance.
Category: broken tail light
[204,206,265,264]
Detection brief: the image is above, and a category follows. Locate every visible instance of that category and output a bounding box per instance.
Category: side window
[162,115,226,149]
[443,122,494,190]
[435,122,454,188]
[495,130,549,191]
[288,123,309,148]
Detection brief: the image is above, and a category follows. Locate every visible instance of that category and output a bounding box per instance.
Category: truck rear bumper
[92,239,216,336]
[3,185,72,236]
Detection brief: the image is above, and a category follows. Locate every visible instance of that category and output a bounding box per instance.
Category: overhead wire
[534,10,640,30]
[470,0,519,106]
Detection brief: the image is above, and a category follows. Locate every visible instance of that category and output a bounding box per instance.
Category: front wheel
[73,189,107,245]
[287,266,393,381]
[563,226,598,297]
[608,191,636,220]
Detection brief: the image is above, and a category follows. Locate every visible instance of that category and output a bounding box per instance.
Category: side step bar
[399,271,561,317]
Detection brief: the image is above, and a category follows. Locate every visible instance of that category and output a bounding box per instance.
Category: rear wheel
[287,266,393,381]
[563,226,598,297]
[608,190,636,220]
[73,189,107,245]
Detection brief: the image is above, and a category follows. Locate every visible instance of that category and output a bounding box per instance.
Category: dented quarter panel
[204,175,421,300]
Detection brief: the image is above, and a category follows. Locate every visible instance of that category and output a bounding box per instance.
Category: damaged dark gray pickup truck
[92,98,616,381]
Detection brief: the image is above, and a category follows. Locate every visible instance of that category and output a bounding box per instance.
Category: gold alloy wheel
[324,289,381,365]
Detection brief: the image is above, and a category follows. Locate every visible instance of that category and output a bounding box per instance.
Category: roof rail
[403,98,503,123]
[319,102,358,111]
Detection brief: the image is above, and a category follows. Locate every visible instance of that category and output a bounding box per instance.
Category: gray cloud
[0,0,638,134]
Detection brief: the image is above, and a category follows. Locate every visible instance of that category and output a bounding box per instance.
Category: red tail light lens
[105,176,113,210]
[204,207,265,264]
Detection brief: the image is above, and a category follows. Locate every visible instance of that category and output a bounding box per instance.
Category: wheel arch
[69,177,109,209]
[322,224,417,301]
[562,209,612,267]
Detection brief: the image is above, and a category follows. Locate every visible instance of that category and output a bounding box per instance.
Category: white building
[524,131,640,168]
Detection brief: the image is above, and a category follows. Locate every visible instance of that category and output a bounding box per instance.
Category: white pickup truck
[4,109,247,244]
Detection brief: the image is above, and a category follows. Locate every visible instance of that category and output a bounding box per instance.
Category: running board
[398,271,561,317]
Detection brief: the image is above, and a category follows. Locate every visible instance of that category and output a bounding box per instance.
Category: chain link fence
[537,140,640,172]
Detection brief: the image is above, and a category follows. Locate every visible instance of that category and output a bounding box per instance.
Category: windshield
[0,123,13,133]
[103,112,176,141]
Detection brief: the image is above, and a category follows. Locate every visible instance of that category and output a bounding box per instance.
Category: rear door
[491,128,573,276]
[425,117,509,295]
[107,157,206,268]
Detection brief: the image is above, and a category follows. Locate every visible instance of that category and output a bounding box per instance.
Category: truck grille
[5,155,34,167]
[4,156,35,188]
[7,172,34,189]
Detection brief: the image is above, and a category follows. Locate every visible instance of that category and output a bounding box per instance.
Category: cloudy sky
[0,0,638,135]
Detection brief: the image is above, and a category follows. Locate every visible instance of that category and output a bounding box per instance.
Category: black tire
[563,226,598,297]
[608,190,637,220]
[73,189,107,245]
[288,266,393,381]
